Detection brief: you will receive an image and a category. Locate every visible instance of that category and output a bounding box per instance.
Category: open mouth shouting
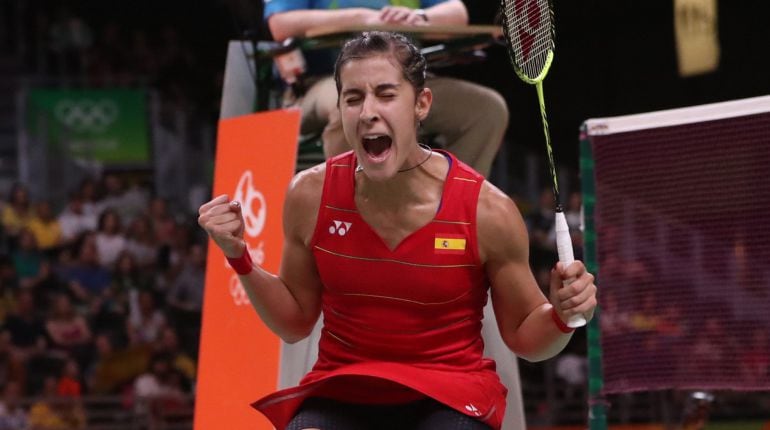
[362,134,393,163]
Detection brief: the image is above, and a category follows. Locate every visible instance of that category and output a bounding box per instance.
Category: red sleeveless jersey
[252,150,507,429]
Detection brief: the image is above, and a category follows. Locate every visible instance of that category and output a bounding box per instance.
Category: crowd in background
[0,180,588,429]
[0,176,206,429]
[0,0,597,427]
[3,0,225,124]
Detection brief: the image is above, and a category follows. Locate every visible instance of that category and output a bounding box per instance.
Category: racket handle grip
[555,211,587,328]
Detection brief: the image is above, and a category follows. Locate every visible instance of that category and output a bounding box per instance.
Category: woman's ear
[415,87,433,121]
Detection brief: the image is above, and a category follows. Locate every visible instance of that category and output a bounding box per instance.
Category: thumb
[549,265,564,302]
[229,200,246,237]
[229,199,242,214]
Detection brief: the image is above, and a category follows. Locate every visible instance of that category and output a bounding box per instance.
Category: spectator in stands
[75,179,99,218]
[0,330,23,391]
[26,259,67,310]
[56,358,83,398]
[526,187,557,268]
[84,333,117,394]
[133,353,187,418]
[526,187,557,243]
[127,290,166,346]
[1,183,34,251]
[7,287,58,396]
[44,294,92,363]
[0,381,28,430]
[0,257,16,296]
[28,201,63,255]
[11,229,43,283]
[98,174,129,219]
[165,243,204,356]
[0,267,17,325]
[154,327,196,383]
[94,209,126,268]
[148,197,176,248]
[28,375,86,430]
[57,193,97,246]
[264,0,508,178]
[119,179,152,225]
[58,233,111,303]
[156,224,193,288]
[4,289,46,363]
[109,251,151,314]
[86,333,148,396]
[123,216,159,269]
[165,244,204,314]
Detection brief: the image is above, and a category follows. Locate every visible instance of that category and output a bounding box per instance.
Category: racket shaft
[555,212,586,328]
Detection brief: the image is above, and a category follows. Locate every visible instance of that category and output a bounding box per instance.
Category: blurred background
[0,0,768,429]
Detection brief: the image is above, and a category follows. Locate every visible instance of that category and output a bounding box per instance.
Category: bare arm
[267,0,469,41]
[268,8,381,41]
[416,0,468,25]
[198,166,325,343]
[478,182,596,362]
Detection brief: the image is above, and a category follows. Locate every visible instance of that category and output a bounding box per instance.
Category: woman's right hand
[198,194,246,258]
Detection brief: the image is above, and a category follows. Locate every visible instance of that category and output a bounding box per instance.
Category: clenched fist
[198,194,246,258]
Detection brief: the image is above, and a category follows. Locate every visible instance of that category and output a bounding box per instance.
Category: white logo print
[233,170,266,238]
[329,220,352,236]
[227,170,267,306]
[229,275,250,306]
[464,404,482,416]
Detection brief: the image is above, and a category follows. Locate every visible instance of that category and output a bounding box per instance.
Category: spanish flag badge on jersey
[434,234,467,255]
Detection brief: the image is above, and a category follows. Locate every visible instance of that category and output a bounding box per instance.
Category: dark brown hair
[334,31,427,98]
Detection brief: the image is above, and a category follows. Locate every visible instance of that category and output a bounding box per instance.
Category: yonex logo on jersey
[464,403,482,416]
[329,220,352,236]
[434,234,466,254]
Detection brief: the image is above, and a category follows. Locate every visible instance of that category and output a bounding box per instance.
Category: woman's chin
[358,147,398,180]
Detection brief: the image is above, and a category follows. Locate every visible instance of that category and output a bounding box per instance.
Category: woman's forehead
[340,54,405,86]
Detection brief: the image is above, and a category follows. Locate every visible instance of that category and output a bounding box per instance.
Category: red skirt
[251,360,507,430]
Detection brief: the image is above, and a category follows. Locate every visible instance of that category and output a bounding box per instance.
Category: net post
[580,123,608,430]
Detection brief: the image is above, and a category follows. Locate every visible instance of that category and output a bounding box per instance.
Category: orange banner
[194,109,300,430]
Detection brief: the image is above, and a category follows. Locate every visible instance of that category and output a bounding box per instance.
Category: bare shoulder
[284,163,326,246]
[477,181,530,263]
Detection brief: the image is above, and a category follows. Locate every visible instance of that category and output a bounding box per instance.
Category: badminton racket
[500,0,586,328]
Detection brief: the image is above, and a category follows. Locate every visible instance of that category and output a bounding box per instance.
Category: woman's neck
[356,150,447,209]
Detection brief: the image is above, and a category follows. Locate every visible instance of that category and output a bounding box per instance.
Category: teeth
[363,135,386,140]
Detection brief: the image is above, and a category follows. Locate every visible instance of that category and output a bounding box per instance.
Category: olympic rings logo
[54,99,119,133]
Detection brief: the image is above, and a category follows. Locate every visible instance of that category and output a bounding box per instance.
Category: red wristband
[226,248,253,275]
[551,307,575,334]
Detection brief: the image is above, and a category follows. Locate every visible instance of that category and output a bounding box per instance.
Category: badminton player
[198,31,597,430]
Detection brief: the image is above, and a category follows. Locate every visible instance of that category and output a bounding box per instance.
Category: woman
[1,183,33,251]
[94,209,126,268]
[198,32,597,430]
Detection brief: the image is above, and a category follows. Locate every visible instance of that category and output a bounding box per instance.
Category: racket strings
[502,0,554,79]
